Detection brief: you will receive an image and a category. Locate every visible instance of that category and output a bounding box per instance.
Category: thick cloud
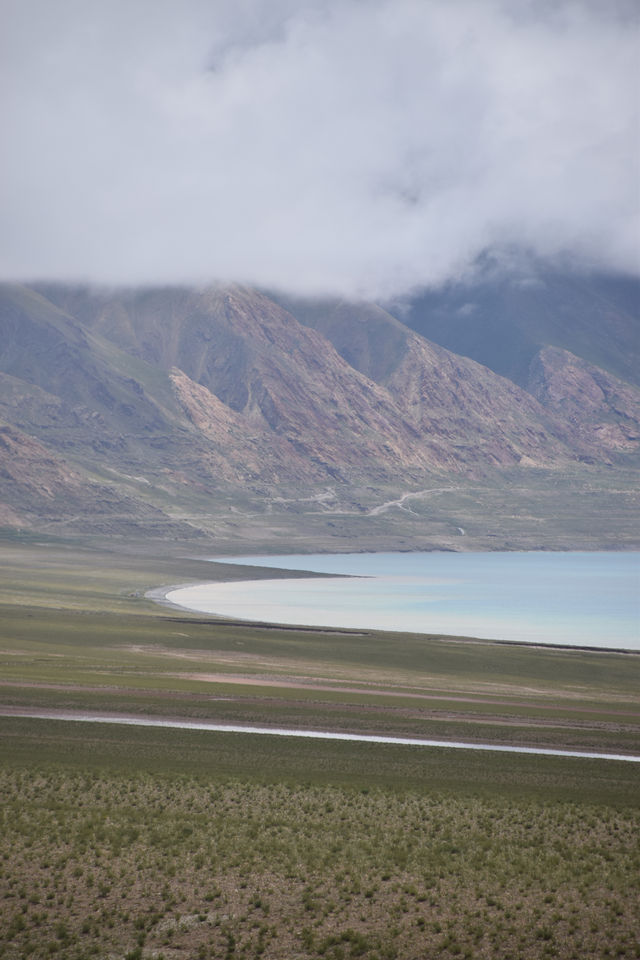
[1,0,638,298]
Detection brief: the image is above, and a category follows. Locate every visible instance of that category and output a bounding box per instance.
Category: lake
[166,551,640,650]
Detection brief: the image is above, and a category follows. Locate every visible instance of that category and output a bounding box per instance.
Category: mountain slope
[394,267,640,389]
[35,285,437,480]
[2,280,638,544]
[527,347,640,452]
[38,283,593,474]
[0,284,190,464]
[277,295,632,467]
[0,419,198,536]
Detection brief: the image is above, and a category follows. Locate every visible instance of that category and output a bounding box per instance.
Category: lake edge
[155,550,640,652]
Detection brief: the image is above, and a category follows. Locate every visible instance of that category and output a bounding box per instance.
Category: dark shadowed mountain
[393,266,639,388]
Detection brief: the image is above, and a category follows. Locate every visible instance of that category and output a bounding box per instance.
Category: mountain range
[1,272,638,548]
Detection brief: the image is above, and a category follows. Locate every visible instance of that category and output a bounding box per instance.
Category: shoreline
[146,580,371,635]
[147,555,640,654]
[150,580,639,654]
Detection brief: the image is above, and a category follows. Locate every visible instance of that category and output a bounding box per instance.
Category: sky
[1,0,638,299]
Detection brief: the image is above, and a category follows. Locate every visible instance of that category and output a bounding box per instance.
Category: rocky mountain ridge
[1,278,638,544]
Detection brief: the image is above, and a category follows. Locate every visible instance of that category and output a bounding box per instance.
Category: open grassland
[1,537,639,958]
[1,719,640,960]
[1,540,639,756]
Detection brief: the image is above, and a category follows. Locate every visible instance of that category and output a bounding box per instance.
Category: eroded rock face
[56,282,576,479]
[159,287,578,478]
[285,296,571,470]
[527,347,640,452]
[1,280,637,536]
[0,424,83,499]
[384,333,569,469]
[0,423,194,535]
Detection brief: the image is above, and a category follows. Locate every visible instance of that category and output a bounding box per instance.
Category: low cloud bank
[1,0,638,298]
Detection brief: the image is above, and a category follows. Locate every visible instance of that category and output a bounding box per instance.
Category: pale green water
[168,552,640,649]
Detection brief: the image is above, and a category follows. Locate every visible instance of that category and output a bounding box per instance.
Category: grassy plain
[1,536,639,959]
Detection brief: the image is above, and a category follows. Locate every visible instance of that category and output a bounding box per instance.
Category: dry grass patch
[1,766,639,960]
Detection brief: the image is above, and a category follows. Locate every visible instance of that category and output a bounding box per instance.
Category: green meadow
[1,537,639,959]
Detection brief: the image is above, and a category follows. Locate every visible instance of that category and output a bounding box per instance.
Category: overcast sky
[1,0,638,298]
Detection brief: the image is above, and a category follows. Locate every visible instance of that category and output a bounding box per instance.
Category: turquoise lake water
[167,552,640,649]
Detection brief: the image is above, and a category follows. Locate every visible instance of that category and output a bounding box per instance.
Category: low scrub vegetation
[1,756,639,959]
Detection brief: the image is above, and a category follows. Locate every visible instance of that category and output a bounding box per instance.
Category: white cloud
[1,0,638,298]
